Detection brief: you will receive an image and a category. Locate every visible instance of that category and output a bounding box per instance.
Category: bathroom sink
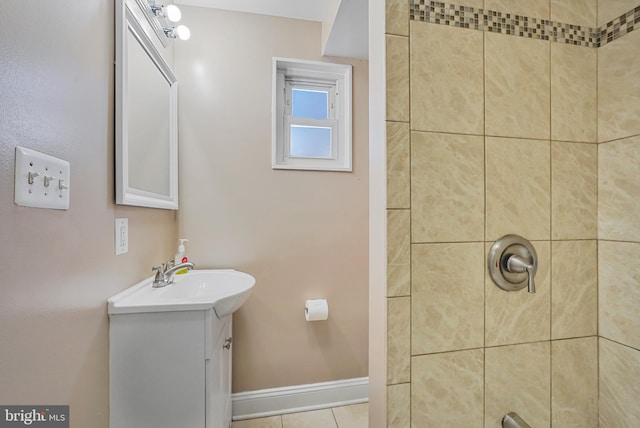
[108,269,255,318]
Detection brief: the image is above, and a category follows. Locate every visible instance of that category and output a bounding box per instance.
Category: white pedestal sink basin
[108,269,255,318]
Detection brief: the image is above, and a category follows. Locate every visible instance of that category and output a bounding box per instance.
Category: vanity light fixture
[148,1,190,41]
[151,4,182,22]
[164,25,191,40]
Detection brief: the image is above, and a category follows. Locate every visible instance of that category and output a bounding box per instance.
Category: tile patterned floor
[231,403,368,428]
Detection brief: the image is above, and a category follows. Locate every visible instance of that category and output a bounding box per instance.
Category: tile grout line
[407,9,413,428]
[594,0,600,420]
[548,6,554,422]
[482,6,487,425]
[330,407,338,428]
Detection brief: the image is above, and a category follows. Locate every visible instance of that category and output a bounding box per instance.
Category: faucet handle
[525,264,536,293]
[506,255,536,293]
[163,259,175,272]
[152,265,164,283]
[488,235,538,294]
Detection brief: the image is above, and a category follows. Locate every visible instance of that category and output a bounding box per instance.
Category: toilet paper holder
[305,299,329,321]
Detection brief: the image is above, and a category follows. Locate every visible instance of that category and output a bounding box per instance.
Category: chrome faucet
[152,259,195,288]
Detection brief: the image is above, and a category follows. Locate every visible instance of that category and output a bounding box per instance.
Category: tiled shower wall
[382,0,640,426]
[597,1,640,426]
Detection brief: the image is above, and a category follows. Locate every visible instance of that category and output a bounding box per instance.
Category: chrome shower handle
[506,254,536,293]
[488,235,538,293]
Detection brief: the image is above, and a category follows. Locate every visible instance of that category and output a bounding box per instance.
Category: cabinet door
[110,311,206,428]
[206,316,232,428]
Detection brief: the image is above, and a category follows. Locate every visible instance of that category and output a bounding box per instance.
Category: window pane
[290,125,332,158]
[292,89,328,119]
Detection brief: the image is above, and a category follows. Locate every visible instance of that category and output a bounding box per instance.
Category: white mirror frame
[115,0,179,209]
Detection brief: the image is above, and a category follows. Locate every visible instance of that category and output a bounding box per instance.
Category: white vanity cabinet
[109,308,232,428]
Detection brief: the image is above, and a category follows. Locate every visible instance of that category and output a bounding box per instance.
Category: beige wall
[175,7,369,392]
[597,1,640,424]
[384,0,602,426]
[0,1,176,428]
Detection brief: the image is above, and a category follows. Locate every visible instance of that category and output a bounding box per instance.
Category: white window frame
[272,58,352,171]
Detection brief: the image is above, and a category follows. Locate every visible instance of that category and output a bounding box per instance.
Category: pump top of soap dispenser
[178,238,188,254]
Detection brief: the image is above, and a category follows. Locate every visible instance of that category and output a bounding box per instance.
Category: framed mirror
[115,0,179,209]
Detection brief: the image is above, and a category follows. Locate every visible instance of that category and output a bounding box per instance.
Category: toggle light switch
[28,171,40,185]
[14,146,71,210]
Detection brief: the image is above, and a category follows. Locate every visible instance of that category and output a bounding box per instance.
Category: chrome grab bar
[502,412,531,428]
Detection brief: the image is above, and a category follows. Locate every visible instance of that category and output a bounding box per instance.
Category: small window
[272,58,352,171]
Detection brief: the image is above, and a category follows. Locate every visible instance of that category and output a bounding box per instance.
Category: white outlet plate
[14,146,70,210]
[115,218,128,255]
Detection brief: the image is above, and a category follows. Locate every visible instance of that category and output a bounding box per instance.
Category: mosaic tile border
[409,0,640,48]
[599,6,640,46]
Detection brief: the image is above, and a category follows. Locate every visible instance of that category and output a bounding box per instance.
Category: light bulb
[175,25,190,41]
[165,5,181,22]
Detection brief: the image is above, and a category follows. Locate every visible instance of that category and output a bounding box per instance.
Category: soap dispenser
[174,238,189,274]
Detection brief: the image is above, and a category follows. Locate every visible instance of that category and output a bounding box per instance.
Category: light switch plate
[14,146,70,209]
[115,218,128,255]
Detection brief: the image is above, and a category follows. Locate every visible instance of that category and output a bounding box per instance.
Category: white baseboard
[232,377,369,421]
